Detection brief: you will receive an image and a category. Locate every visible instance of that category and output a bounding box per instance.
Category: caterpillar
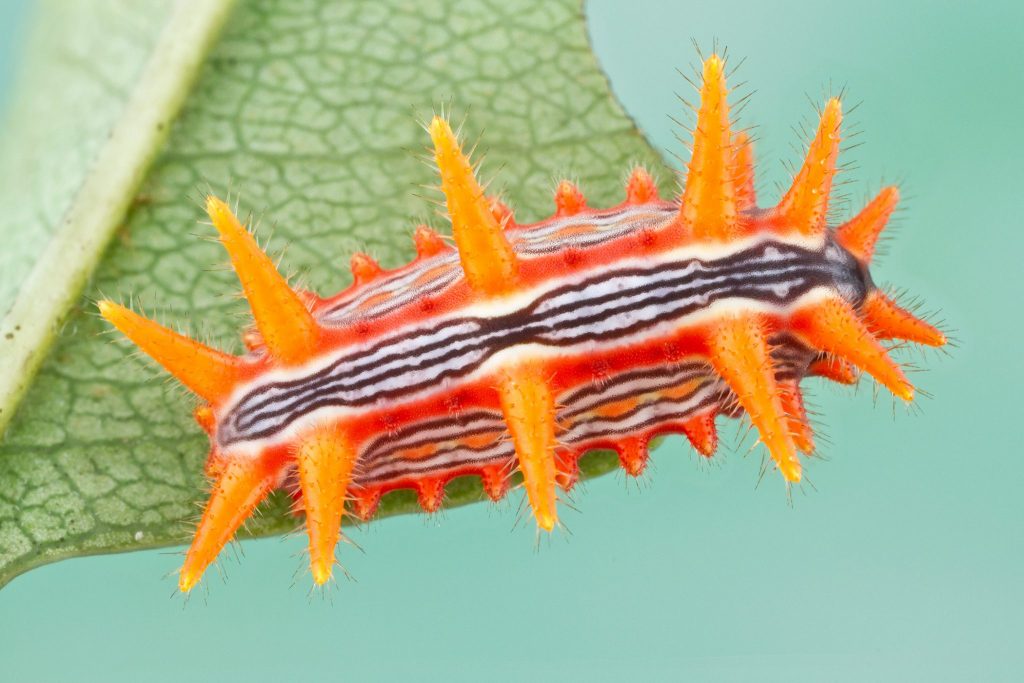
[99,55,946,592]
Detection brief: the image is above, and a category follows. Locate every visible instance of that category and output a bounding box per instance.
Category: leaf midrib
[0,0,238,438]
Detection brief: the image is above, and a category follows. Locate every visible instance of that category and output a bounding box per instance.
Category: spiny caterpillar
[99,55,946,592]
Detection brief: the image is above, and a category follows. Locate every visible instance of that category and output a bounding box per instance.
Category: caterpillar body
[99,55,946,591]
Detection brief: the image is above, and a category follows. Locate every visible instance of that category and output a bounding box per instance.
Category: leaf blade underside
[0,0,666,588]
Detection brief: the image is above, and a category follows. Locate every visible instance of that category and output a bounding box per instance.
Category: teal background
[1,0,1021,680]
[0,0,28,111]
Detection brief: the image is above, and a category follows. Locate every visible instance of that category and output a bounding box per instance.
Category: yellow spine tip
[205,195,231,224]
[703,53,724,77]
[311,562,332,586]
[97,299,116,318]
[428,115,453,149]
[536,512,556,533]
[820,98,843,144]
[178,571,199,594]
[779,458,803,483]
[824,97,843,120]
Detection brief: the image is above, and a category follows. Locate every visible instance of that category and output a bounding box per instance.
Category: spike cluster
[99,54,946,592]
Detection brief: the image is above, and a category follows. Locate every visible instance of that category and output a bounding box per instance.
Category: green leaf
[0,0,666,588]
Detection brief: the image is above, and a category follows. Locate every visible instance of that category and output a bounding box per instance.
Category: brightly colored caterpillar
[99,55,946,592]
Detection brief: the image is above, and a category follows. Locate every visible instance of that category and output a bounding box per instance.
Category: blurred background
[1,0,1022,680]
[0,1,29,108]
